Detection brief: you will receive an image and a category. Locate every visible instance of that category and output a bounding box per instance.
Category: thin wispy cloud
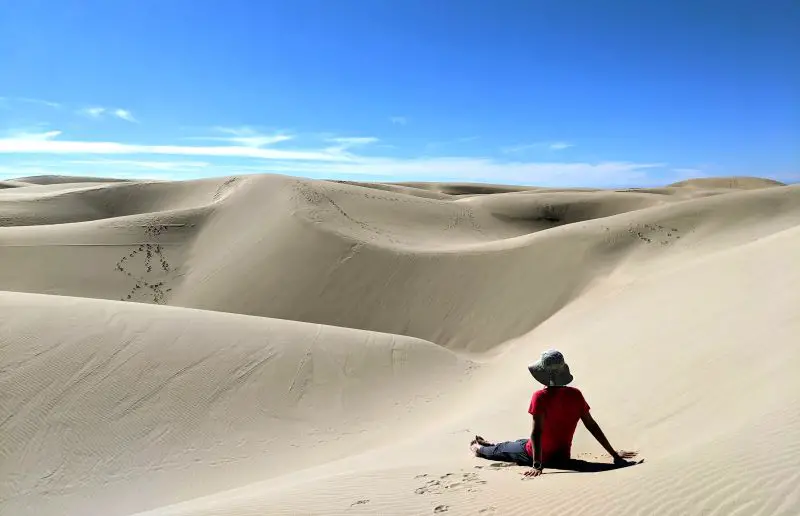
[0,130,349,162]
[327,137,379,145]
[113,109,137,123]
[337,157,662,185]
[325,136,379,152]
[67,158,210,171]
[389,116,408,125]
[503,141,575,154]
[188,126,293,148]
[82,107,107,118]
[4,129,62,141]
[0,129,666,187]
[502,143,536,154]
[2,156,665,187]
[20,97,61,108]
[0,97,61,109]
[425,136,480,150]
[79,106,138,122]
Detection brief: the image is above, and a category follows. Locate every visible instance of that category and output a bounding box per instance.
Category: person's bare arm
[581,411,637,464]
[523,413,544,477]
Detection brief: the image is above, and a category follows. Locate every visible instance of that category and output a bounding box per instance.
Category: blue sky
[1,0,798,187]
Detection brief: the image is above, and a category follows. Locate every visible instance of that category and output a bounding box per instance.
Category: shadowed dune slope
[0,180,29,189]
[391,181,540,196]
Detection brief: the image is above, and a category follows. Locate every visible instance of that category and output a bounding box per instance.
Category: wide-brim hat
[528,349,573,387]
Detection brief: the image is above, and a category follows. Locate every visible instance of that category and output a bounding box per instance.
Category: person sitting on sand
[470,349,638,478]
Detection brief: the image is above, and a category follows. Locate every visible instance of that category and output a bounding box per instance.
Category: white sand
[1,174,798,515]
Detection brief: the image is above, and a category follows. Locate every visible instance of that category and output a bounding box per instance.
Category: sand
[1,173,798,515]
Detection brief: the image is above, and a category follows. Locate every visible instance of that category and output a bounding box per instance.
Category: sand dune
[10,175,134,185]
[1,173,798,515]
[0,292,466,516]
[668,176,786,189]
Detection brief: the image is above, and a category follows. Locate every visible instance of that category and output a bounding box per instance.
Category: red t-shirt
[524,387,590,462]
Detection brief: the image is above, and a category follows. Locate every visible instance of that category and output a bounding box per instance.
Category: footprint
[434,505,449,513]
[478,508,497,514]
[350,499,369,506]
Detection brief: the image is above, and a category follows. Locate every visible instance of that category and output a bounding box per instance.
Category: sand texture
[1,173,798,515]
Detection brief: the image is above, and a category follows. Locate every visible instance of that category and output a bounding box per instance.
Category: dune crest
[1,173,798,516]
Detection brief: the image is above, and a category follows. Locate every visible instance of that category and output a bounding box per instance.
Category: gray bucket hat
[528,349,573,387]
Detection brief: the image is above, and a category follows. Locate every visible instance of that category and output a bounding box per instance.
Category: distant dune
[668,176,786,189]
[1,173,798,516]
[10,174,134,185]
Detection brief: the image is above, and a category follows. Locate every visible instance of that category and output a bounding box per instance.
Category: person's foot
[470,441,481,455]
[470,435,494,455]
[474,435,494,446]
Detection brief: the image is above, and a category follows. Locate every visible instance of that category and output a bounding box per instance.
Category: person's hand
[613,450,638,465]
[523,466,543,478]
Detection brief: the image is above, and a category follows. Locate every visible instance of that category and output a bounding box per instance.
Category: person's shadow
[545,458,645,474]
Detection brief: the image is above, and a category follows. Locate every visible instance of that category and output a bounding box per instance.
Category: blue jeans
[477,439,532,466]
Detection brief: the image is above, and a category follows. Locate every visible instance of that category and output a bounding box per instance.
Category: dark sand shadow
[545,458,645,474]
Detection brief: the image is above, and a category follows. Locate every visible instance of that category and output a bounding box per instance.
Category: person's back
[524,386,589,463]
